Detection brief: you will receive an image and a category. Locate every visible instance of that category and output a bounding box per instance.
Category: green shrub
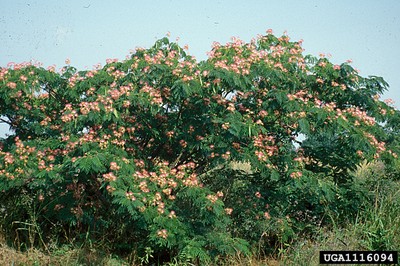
[1,31,399,263]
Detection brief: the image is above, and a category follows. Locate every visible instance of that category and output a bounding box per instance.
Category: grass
[0,242,131,266]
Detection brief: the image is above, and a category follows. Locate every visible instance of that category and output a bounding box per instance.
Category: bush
[1,31,399,263]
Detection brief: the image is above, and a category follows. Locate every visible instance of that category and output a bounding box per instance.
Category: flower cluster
[253,134,278,161]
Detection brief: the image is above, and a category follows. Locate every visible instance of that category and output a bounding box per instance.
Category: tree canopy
[1,31,399,263]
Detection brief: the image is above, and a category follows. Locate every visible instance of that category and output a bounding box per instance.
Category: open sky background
[1,0,399,137]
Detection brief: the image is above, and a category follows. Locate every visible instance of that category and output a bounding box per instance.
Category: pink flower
[157,229,168,239]
[4,153,14,164]
[47,65,56,72]
[125,191,135,201]
[106,185,116,193]
[259,110,268,117]
[166,131,174,138]
[106,58,118,64]
[179,139,187,148]
[103,172,117,182]
[206,194,218,203]
[227,103,235,112]
[255,119,263,125]
[290,171,302,179]
[331,81,339,87]
[222,123,230,130]
[168,211,176,218]
[225,208,233,215]
[6,82,17,89]
[110,162,120,171]
[384,98,395,106]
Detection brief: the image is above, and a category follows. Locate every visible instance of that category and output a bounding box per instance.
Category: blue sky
[1,0,399,136]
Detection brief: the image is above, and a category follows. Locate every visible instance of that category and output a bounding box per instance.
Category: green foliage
[349,160,400,251]
[1,30,399,263]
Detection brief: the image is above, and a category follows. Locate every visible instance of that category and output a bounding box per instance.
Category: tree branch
[0,117,12,126]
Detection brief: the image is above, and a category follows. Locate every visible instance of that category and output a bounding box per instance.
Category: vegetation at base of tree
[0,30,399,264]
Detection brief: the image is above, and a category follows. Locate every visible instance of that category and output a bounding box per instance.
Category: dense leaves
[1,31,399,263]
